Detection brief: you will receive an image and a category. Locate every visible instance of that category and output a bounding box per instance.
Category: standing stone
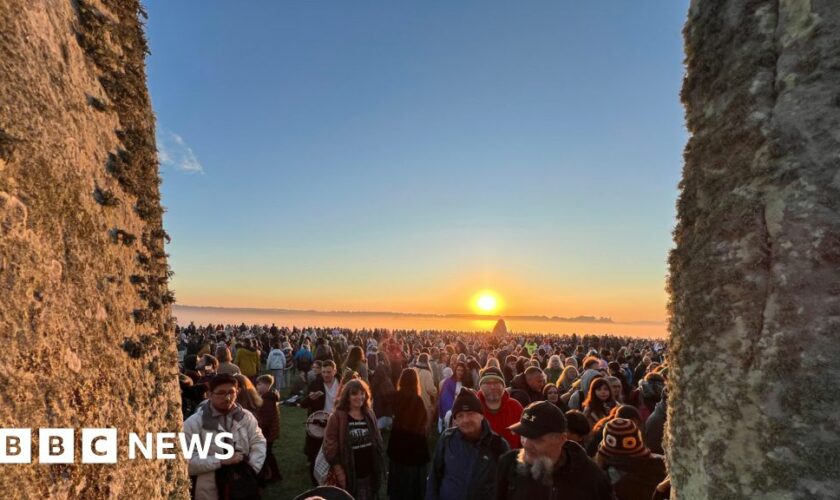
[668,1,840,498]
[0,0,187,497]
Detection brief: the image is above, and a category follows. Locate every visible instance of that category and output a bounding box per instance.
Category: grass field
[261,404,313,499]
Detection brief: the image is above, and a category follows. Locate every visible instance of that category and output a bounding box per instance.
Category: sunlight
[471,290,503,314]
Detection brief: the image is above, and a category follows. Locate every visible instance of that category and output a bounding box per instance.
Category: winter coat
[267,348,286,371]
[509,373,543,407]
[426,419,509,500]
[496,441,614,500]
[601,454,667,500]
[477,390,523,449]
[255,389,280,442]
[323,407,385,496]
[645,400,667,455]
[234,347,260,377]
[183,401,267,500]
[371,366,396,419]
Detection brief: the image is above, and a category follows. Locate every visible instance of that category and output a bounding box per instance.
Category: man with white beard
[496,401,613,500]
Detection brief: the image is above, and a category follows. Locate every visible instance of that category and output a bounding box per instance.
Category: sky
[144,0,690,324]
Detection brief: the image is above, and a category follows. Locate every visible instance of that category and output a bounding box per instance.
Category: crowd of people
[178,323,670,500]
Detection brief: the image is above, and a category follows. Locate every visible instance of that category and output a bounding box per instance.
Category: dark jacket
[508,373,543,408]
[644,400,667,455]
[388,391,430,465]
[255,389,280,442]
[426,419,509,500]
[371,366,396,419]
[601,454,666,500]
[496,441,614,500]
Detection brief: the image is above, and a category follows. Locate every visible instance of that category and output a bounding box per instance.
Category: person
[343,345,369,382]
[414,353,438,432]
[567,357,603,410]
[370,352,395,430]
[542,383,569,412]
[586,405,644,457]
[556,365,579,393]
[644,387,667,455]
[627,372,665,424]
[544,355,564,384]
[314,337,335,362]
[295,343,315,382]
[606,376,625,404]
[426,388,510,500]
[583,377,617,427]
[183,374,267,500]
[564,410,592,447]
[235,339,261,380]
[476,366,523,449]
[496,401,613,500]
[233,374,263,414]
[267,340,287,391]
[595,418,666,500]
[255,374,282,483]
[387,368,431,500]
[438,361,467,428]
[508,366,547,408]
[323,379,385,500]
[301,360,340,485]
[216,346,241,376]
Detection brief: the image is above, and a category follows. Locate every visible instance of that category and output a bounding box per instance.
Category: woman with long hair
[323,379,384,500]
[583,377,617,427]
[387,368,430,500]
[556,365,579,393]
[544,355,564,384]
[343,345,369,383]
[233,374,263,414]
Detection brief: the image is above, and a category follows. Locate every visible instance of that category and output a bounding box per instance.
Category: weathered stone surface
[668,1,840,498]
[0,0,187,497]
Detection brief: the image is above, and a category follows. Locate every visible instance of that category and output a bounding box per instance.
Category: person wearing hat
[427,388,510,500]
[477,366,524,449]
[595,418,666,500]
[496,401,613,500]
[508,365,547,408]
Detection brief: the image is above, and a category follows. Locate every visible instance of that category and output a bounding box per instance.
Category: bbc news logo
[0,429,235,464]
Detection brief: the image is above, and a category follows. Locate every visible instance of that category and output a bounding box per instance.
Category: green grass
[261,404,313,500]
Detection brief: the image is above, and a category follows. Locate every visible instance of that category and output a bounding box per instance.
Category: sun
[472,290,502,314]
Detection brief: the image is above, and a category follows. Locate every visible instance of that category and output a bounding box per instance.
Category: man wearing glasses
[183,373,267,500]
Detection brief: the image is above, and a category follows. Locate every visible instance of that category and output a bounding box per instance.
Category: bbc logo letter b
[0,429,32,463]
[39,429,74,464]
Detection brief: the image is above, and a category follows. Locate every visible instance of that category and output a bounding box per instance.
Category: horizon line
[172,303,665,326]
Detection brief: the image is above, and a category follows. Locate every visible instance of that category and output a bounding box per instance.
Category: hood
[580,369,602,395]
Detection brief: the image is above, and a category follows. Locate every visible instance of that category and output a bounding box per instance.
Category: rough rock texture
[668,1,840,498]
[0,0,187,497]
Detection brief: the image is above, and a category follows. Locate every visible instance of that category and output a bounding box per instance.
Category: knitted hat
[451,388,483,418]
[598,418,650,458]
[479,366,505,386]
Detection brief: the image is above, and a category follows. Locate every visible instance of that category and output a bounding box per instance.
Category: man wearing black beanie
[426,389,509,500]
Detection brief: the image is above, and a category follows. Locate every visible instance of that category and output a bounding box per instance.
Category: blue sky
[144,0,689,322]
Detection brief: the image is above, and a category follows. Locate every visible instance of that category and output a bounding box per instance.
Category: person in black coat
[595,418,666,500]
[496,402,613,500]
[387,368,430,500]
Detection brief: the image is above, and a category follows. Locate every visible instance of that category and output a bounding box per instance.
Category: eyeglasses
[212,390,237,398]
